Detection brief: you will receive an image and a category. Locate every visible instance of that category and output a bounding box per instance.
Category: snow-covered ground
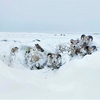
[0,32,100,99]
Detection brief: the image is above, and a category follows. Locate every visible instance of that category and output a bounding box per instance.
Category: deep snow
[0,32,100,99]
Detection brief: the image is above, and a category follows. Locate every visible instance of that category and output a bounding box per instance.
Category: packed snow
[0,32,100,99]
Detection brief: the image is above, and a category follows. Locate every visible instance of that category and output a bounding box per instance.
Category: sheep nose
[84,53,87,55]
[84,42,86,45]
[73,46,75,48]
[53,61,56,63]
[89,53,92,55]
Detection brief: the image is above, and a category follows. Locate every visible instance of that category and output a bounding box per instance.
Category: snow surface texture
[0,32,100,99]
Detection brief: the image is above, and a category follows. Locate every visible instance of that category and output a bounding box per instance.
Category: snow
[0,32,100,99]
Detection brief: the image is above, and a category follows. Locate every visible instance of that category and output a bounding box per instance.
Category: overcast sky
[0,0,100,33]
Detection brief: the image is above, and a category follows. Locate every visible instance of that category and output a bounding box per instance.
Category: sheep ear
[92,46,97,51]
[47,53,52,56]
[70,39,74,43]
[77,39,80,43]
[81,34,85,39]
[57,54,61,58]
[88,35,93,41]
[15,47,18,49]
[35,44,38,46]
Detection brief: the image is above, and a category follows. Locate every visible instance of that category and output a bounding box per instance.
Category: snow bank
[0,32,100,99]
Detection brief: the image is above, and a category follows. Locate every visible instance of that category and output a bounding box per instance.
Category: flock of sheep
[10,34,97,70]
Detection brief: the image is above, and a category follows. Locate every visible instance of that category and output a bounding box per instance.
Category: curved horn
[35,44,44,52]
[81,34,85,39]
[47,53,52,56]
[92,46,97,51]
[77,39,80,43]
[57,54,61,58]
[84,46,89,50]
[70,39,74,43]
[88,35,93,41]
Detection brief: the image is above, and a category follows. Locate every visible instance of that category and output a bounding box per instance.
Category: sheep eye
[50,56,53,59]
[87,39,89,40]
[71,42,73,44]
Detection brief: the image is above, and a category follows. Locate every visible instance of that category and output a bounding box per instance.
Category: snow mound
[0,32,100,99]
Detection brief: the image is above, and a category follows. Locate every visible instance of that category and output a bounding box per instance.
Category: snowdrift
[0,32,100,99]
